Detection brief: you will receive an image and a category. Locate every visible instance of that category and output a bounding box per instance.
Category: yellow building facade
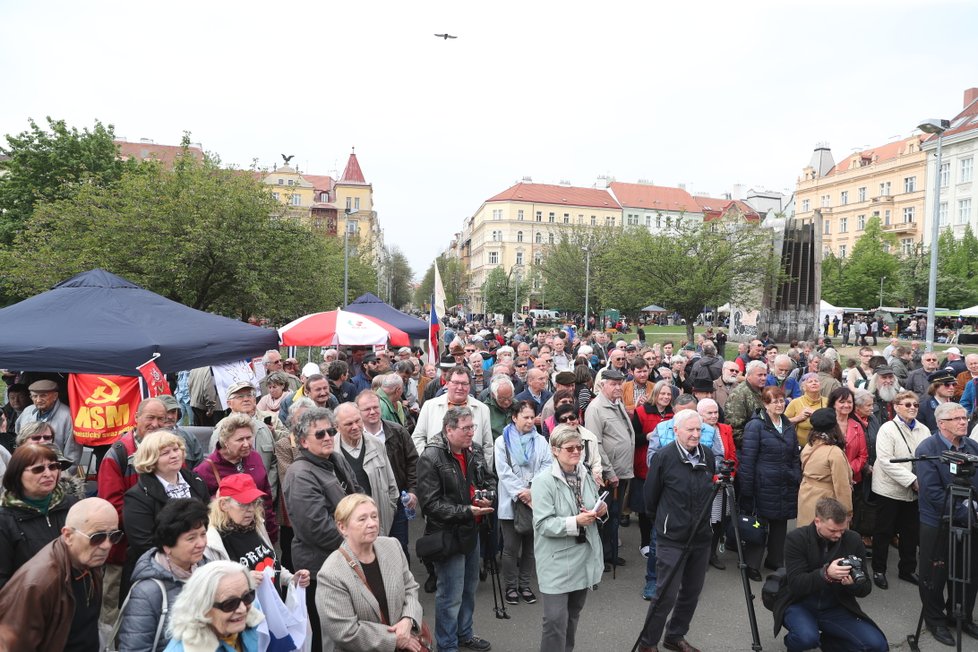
[795,136,927,259]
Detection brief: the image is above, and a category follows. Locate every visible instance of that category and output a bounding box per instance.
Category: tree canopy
[415,256,471,311]
[480,266,528,318]
[385,247,414,309]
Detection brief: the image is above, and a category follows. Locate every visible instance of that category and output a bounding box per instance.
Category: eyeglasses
[464,349,476,354]
[313,427,337,439]
[28,434,54,443]
[515,363,527,368]
[899,402,920,408]
[213,589,257,613]
[559,445,585,452]
[72,528,124,546]
[448,380,470,387]
[942,381,957,387]
[558,415,578,423]
[26,461,61,474]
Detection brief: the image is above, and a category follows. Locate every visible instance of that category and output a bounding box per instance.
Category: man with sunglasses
[351,351,383,394]
[15,379,81,471]
[917,370,957,433]
[0,497,120,650]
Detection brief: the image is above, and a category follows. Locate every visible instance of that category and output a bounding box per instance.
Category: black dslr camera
[717,458,736,480]
[837,555,867,584]
[942,449,978,481]
[474,489,496,503]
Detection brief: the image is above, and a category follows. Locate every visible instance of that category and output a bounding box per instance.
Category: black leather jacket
[417,432,495,548]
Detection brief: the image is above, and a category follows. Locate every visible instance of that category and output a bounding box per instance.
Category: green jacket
[531,462,603,594]
[377,390,406,427]
[725,381,764,448]
[484,395,511,441]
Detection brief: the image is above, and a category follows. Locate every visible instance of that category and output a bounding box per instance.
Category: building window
[940,162,950,188]
[606,216,615,227]
[548,233,555,244]
[287,179,294,186]
[939,201,948,226]
[277,179,284,185]
[563,213,570,224]
[820,194,830,208]
[590,215,596,226]
[903,207,915,223]
[879,182,891,196]
[517,209,524,221]
[488,251,498,265]
[884,210,891,225]
[838,244,847,258]
[354,197,360,210]
[290,194,301,206]
[840,190,848,205]
[534,252,542,265]
[548,212,555,223]
[903,176,916,193]
[491,230,501,242]
[492,209,503,220]
[535,211,542,222]
[516,231,523,243]
[345,197,352,210]
[516,251,523,265]
[535,232,542,244]
[839,217,848,233]
[960,198,973,224]
[645,215,651,227]
[962,158,974,183]
[857,214,866,230]
[857,187,866,202]
[901,238,914,256]
[314,218,323,229]
[824,220,830,235]
[272,191,280,201]
[801,199,810,212]
[320,192,329,202]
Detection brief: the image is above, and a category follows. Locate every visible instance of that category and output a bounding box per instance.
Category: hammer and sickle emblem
[85,377,122,405]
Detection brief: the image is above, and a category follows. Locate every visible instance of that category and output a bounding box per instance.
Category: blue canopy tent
[346,292,429,339]
[0,269,280,375]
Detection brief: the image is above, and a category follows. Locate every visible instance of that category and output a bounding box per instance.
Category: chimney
[965,87,978,108]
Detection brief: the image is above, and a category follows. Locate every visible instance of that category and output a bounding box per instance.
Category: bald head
[63,498,118,569]
[333,402,361,422]
[136,397,166,416]
[65,497,116,530]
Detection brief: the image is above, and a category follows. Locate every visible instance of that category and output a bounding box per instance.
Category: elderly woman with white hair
[532,424,606,652]
[164,560,264,652]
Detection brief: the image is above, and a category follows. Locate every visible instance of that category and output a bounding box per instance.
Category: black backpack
[761,567,787,611]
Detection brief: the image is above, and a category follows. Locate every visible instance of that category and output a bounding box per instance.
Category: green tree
[539,226,625,315]
[415,256,471,311]
[0,142,364,323]
[838,218,899,308]
[820,253,847,306]
[936,226,978,308]
[892,245,929,308]
[385,247,414,309]
[0,117,133,244]
[480,267,528,319]
[602,217,780,341]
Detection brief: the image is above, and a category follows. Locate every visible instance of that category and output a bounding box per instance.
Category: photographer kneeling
[773,497,887,652]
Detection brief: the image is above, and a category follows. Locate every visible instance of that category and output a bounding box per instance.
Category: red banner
[137,359,171,398]
[68,374,141,446]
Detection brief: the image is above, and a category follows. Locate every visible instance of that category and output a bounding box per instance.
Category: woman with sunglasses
[0,443,77,589]
[531,424,607,652]
[14,421,86,497]
[205,474,310,591]
[116,499,208,652]
[870,390,930,590]
[495,400,552,606]
[320,494,425,652]
[165,560,264,652]
[123,431,210,593]
[282,406,360,652]
[542,389,577,437]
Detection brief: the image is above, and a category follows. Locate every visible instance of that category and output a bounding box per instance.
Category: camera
[837,555,867,584]
[474,489,496,503]
[717,458,736,480]
[942,449,978,481]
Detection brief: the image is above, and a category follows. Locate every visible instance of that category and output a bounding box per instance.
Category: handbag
[105,578,167,652]
[513,499,534,535]
[761,567,787,612]
[339,548,433,651]
[415,529,458,562]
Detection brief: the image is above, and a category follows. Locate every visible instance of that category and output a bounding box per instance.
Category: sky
[2,1,976,279]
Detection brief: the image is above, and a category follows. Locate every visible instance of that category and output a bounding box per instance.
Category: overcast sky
[2,1,975,279]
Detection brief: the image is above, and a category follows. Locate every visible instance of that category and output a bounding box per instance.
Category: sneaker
[642,580,656,601]
[519,587,537,604]
[504,588,519,605]
[459,635,492,651]
[640,545,650,558]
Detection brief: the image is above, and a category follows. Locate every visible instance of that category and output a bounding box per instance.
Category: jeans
[434,538,481,652]
[783,597,887,651]
[389,501,410,561]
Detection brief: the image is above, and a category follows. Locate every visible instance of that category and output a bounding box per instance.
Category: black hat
[809,407,837,433]
[362,352,378,364]
[439,354,456,370]
[691,377,715,393]
[602,368,625,381]
[928,369,956,384]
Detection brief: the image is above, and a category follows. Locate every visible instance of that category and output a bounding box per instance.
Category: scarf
[502,422,537,467]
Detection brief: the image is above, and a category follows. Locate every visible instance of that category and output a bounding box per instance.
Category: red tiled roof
[115,140,203,166]
[691,196,760,222]
[339,150,366,183]
[485,182,621,209]
[302,174,334,191]
[608,182,698,212]
[830,136,922,175]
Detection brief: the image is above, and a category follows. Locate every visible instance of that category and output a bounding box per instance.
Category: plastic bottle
[400,490,416,520]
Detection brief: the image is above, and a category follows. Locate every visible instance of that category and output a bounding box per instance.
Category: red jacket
[631,405,673,480]
[97,430,139,565]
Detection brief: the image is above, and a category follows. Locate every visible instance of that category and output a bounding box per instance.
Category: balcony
[881,221,916,234]
[871,195,894,204]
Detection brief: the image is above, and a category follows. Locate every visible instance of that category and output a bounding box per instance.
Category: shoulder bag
[105,578,167,652]
[503,435,534,535]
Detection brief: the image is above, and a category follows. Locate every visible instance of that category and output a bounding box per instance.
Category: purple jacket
[195,449,278,543]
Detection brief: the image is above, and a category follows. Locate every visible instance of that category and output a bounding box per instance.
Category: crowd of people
[1,320,978,651]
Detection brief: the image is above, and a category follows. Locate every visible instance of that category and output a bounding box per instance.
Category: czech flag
[428,296,440,365]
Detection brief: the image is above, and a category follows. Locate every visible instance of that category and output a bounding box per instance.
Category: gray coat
[340,434,399,536]
[319,537,423,652]
[584,393,635,480]
[283,449,361,573]
[117,548,199,652]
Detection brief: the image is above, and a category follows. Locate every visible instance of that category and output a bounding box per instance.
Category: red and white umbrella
[278,309,410,347]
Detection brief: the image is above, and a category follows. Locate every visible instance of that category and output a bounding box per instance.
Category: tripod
[630,463,762,652]
[896,454,976,652]
[479,519,510,620]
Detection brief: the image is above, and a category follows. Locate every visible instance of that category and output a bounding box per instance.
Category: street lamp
[878,276,886,310]
[918,118,950,352]
[513,267,521,323]
[582,244,592,328]
[343,208,358,307]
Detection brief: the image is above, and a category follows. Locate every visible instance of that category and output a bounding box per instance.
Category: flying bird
[281,154,294,164]
[434,33,457,40]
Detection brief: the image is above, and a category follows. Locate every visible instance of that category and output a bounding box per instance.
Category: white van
[529,309,560,322]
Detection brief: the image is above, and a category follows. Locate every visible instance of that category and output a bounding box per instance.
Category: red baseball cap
[218,473,267,503]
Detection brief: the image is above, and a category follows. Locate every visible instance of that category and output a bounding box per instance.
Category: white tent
[961,305,978,317]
